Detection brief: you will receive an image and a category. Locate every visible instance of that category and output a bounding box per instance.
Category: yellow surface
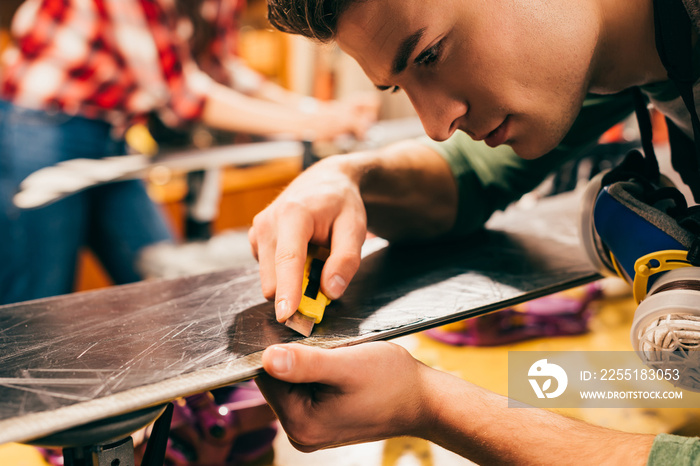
[382,437,434,466]
[0,443,47,466]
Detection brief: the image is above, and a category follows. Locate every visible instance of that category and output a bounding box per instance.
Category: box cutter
[285,245,331,336]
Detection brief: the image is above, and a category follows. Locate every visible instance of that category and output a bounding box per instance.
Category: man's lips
[484,116,511,147]
[468,116,511,147]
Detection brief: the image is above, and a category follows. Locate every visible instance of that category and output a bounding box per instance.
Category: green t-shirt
[648,433,700,465]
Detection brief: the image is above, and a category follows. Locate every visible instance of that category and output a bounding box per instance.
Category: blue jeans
[0,101,173,304]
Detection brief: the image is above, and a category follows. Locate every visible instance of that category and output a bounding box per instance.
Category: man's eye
[415,41,442,67]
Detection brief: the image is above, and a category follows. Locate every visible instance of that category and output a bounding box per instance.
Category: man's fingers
[248,226,259,261]
[273,210,313,322]
[323,210,366,299]
[255,231,278,300]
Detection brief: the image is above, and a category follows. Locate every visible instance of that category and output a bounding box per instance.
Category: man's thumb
[262,344,332,383]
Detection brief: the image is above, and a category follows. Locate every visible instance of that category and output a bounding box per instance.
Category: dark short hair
[267,0,359,42]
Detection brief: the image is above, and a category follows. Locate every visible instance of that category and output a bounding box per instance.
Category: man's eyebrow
[391,28,426,75]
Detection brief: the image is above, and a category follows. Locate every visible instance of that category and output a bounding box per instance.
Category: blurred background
[1,2,698,466]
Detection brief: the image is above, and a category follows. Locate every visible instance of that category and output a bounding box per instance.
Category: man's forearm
[334,140,459,241]
[420,367,655,465]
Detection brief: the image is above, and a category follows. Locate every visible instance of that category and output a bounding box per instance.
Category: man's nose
[408,88,467,142]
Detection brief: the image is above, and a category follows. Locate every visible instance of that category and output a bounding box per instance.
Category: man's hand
[249,141,460,322]
[256,341,656,464]
[255,342,428,451]
[249,156,368,322]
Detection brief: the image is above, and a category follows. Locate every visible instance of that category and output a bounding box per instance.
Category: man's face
[336,0,599,159]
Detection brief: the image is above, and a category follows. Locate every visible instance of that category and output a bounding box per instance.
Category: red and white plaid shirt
[0,0,219,134]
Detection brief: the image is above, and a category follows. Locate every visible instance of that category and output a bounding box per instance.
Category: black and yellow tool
[285,245,331,337]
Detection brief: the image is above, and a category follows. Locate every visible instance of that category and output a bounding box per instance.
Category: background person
[0,0,375,305]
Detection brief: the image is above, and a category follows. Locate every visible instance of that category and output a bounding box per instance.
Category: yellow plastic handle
[298,245,331,323]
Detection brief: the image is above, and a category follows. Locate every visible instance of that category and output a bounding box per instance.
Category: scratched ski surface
[0,191,597,444]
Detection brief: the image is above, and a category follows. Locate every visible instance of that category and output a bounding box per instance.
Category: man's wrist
[407,362,448,440]
[322,150,377,188]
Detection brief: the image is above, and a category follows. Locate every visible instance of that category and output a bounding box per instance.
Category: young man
[250,0,700,463]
